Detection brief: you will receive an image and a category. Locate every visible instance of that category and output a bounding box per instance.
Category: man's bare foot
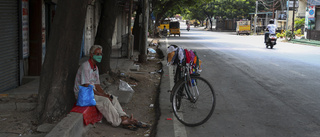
[126,114,150,128]
[121,114,138,125]
[121,116,138,131]
[121,116,130,125]
[129,114,138,124]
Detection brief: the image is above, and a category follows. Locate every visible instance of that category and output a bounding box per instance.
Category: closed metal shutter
[0,0,19,92]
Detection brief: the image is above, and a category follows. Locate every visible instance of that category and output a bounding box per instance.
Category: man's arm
[95,84,112,101]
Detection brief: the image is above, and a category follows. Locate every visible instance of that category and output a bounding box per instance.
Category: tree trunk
[36,0,90,123]
[139,0,149,63]
[133,6,142,50]
[94,0,118,74]
[210,18,213,30]
[205,18,208,29]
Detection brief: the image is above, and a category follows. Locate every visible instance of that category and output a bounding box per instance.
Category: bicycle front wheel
[172,76,216,126]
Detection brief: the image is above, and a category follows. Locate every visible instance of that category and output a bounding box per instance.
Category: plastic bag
[119,80,134,93]
[148,48,156,54]
[76,85,96,107]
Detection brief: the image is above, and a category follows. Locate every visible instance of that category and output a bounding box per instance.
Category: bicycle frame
[177,63,200,103]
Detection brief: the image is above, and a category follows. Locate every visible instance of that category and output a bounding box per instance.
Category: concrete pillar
[94,1,101,37]
[127,0,133,59]
[122,12,126,35]
[117,14,122,47]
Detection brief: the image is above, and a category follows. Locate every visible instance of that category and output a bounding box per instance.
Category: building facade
[306,0,320,40]
[0,0,137,93]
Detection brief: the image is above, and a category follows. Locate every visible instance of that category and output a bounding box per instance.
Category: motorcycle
[187,24,190,31]
[266,34,277,49]
[162,29,168,37]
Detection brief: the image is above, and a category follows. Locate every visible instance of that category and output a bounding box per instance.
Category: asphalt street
[157,22,320,137]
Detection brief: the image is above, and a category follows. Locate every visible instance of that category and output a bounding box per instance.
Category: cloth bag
[76,85,96,107]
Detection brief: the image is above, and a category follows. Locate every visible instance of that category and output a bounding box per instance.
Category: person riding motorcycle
[163,26,168,36]
[264,19,277,44]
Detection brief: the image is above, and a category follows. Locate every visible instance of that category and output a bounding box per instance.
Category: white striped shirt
[73,60,100,98]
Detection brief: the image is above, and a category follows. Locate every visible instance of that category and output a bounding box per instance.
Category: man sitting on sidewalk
[73,45,148,130]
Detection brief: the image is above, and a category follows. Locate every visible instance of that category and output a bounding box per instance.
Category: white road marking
[269,62,305,77]
[269,62,280,67]
[289,70,306,77]
[166,38,188,137]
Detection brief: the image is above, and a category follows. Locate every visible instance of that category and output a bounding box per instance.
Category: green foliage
[294,18,305,30]
[276,33,285,38]
[285,30,294,40]
[202,0,256,19]
[155,0,256,22]
[294,29,302,36]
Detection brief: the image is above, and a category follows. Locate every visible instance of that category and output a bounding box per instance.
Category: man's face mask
[93,55,102,63]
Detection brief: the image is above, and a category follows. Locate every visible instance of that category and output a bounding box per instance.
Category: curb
[289,39,320,46]
[155,38,176,137]
[46,112,92,137]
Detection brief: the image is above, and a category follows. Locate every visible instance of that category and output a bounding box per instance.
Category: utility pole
[286,0,289,30]
[291,0,296,35]
[254,0,258,35]
[272,0,275,19]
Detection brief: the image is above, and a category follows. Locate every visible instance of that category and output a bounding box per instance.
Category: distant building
[306,0,320,40]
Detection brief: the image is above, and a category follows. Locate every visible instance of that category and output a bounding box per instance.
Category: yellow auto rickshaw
[169,21,180,37]
[157,19,170,30]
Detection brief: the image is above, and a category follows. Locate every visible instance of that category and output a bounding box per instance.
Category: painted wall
[297,0,307,17]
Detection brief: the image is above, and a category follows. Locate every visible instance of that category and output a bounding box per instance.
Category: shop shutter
[0,0,19,92]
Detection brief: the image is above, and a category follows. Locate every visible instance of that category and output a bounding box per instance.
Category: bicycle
[169,56,216,127]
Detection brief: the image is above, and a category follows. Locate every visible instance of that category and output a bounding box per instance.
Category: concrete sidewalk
[46,57,137,137]
[0,37,177,137]
[0,46,141,137]
[46,47,141,136]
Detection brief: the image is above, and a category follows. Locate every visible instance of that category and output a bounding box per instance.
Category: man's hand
[94,84,113,102]
[104,94,113,102]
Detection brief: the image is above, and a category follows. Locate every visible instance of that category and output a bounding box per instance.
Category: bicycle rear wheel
[172,75,216,126]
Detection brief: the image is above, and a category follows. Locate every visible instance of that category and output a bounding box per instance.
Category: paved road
[157,23,320,137]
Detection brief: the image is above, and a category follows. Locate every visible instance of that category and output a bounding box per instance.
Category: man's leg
[111,96,128,117]
[111,96,139,125]
[95,95,122,126]
[264,32,269,43]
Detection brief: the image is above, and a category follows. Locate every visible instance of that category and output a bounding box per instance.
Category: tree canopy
[151,0,298,24]
[153,0,257,22]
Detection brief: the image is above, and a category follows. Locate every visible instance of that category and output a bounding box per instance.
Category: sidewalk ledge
[46,112,92,137]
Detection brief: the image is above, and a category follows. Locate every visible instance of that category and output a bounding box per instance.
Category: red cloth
[71,105,103,125]
[184,49,191,63]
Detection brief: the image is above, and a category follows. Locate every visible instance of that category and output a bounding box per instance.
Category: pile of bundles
[167,45,202,74]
